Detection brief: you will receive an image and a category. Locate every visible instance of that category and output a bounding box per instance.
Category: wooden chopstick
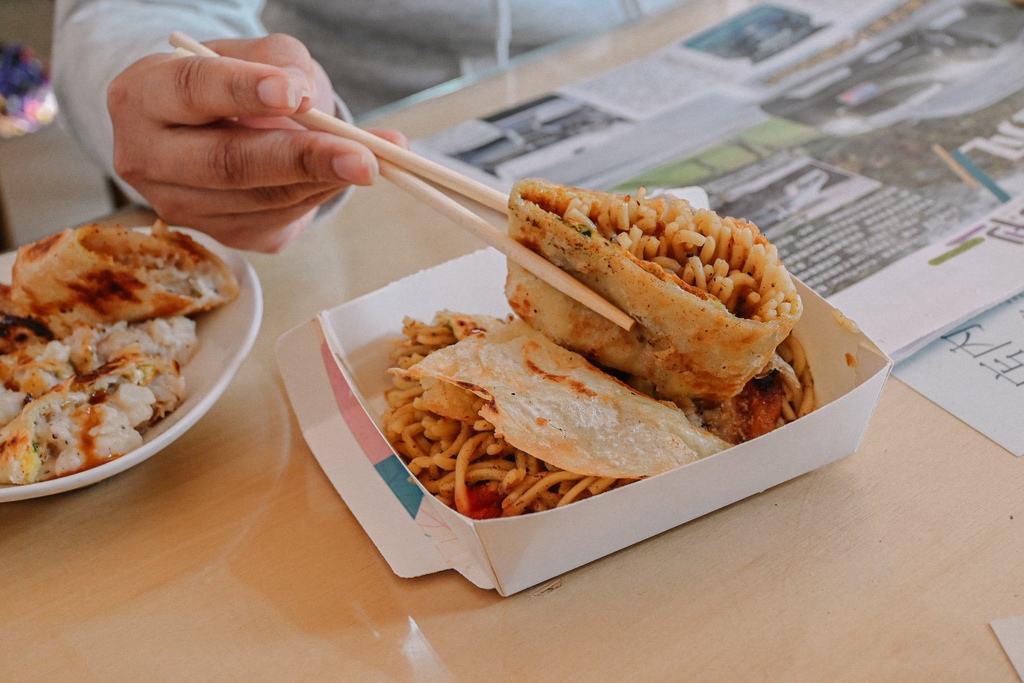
[168,32,635,331]
[377,159,640,330]
[295,110,510,216]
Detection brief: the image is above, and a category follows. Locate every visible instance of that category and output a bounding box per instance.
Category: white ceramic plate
[0,229,262,502]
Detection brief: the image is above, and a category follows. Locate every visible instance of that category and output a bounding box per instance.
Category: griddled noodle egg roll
[505,178,802,402]
[10,222,238,336]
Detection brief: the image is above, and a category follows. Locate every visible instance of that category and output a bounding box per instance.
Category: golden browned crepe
[9,222,238,336]
[398,319,729,479]
[505,178,802,402]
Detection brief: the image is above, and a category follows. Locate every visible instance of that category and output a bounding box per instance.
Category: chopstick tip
[168,31,216,58]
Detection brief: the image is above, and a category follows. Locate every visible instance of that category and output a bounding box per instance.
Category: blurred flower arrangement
[0,43,57,138]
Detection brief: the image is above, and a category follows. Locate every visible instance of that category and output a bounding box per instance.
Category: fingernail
[285,67,314,102]
[257,75,298,109]
[333,151,378,183]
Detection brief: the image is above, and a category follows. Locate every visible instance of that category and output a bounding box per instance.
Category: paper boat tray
[277,248,891,596]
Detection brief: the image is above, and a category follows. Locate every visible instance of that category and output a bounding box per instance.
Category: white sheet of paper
[991,616,1024,680]
[828,194,1024,363]
[894,292,1024,456]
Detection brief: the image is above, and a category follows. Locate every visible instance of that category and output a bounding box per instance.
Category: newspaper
[414,0,1024,362]
[895,291,1024,455]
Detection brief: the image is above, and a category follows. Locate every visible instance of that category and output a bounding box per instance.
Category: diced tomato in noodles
[459,483,505,519]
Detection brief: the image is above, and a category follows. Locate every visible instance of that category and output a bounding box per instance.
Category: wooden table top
[4,1,1023,680]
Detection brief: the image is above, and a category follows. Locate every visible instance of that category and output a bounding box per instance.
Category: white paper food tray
[276,248,891,597]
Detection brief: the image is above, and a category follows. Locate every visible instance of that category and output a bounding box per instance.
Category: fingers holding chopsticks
[106,33,408,252]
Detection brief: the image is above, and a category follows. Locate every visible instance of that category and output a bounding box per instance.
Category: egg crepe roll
[10,222,238,336]
[398,319,729,480]
[505,178,802,402]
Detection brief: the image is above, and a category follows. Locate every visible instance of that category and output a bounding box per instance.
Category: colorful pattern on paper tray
[319,340,424,519]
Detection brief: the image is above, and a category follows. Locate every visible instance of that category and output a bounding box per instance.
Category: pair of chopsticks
[168,32,634,331]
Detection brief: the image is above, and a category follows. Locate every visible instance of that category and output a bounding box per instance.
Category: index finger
[208,34,319,109]
[137,51,308,126]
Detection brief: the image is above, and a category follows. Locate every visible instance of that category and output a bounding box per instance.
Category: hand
[107,34,406,252]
